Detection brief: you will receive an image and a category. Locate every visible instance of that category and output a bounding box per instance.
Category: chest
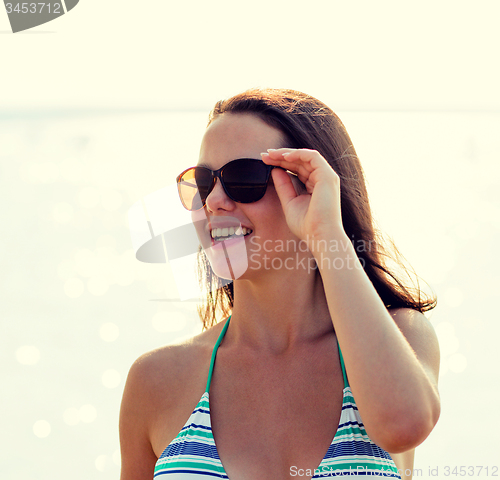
[209,348,345,480]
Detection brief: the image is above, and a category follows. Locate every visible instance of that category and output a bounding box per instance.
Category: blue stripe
[324,439,395,459]
[338,420,365,430]
[159,441,220,460]
[154,469,228,478]
[192,407,210,414]
[313,470,400,478]
[342,404,359,411]
[178,423,212,433]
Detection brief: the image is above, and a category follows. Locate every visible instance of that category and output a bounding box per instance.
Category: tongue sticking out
[205,218,249,280]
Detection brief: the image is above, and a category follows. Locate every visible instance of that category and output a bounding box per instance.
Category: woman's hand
[261,148,344,243]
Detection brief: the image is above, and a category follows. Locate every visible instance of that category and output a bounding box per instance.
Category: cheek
[191,210,211,249]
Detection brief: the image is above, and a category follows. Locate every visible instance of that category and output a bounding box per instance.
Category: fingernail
[267,148,276,152]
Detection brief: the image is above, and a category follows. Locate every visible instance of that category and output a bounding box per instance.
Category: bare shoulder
[119,321,226,479]
[122,321,225,422]
[125,329,213,402]
[388,307,440,387]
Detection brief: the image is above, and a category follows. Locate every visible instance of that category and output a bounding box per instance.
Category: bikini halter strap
[205,315,348,391]
[206,315,231,393]
[337,340,349,389]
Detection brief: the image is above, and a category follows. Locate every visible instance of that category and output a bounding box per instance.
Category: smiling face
[192,113,301,280]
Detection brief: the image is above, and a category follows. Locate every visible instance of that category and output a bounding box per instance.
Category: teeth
[210,226,253,238]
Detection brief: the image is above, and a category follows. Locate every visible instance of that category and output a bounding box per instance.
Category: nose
[205,178,235,212]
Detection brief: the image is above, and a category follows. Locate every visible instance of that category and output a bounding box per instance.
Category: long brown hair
[196,88,437,330]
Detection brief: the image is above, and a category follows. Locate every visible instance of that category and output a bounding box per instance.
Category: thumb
[271,168,298,210]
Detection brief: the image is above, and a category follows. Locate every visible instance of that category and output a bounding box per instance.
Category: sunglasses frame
[176,158,282,211]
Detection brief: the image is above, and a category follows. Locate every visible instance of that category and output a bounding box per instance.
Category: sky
[1,2,499,480]
[1,0,499,112]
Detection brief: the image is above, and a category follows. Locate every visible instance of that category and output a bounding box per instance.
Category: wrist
[305,227,352,254]
[306,230,363,274]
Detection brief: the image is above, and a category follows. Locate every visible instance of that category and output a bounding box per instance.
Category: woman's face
[192,113,302,281]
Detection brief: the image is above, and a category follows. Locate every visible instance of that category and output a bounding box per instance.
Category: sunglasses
[176,158,283,211]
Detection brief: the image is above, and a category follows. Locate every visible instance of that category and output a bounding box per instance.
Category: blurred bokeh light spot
[16,345,40,365]
[53,202,74,223]
[79,404,97,423]
[102,369,121,389]
[152,311,187,333]
[33,420,51,438]
[87,277,110,296]
[63,407,80,426]
[64,277,84,298]
[448,353,467,373]
[95,455,109,472]
[99,322,120,342]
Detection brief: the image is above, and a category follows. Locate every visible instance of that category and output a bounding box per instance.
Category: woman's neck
[228,268,334,354]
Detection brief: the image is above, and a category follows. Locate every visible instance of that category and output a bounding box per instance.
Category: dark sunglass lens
[223,160,270,203]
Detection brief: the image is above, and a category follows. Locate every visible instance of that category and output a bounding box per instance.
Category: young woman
[120,89,440,480]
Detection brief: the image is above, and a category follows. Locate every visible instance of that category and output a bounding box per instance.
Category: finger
[264,148,329,177]
[280,148,328,170]
[264,148,314,171]
[278,149,339,185]
[270,168,298,209]
[261,152,312,184]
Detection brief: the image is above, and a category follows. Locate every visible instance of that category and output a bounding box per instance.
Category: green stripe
[317,460,400,473]
[155,459,224,474]
[206,317,231,392]
[174,428,216,441]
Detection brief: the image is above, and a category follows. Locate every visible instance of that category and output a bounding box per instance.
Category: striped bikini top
[154,316,401,479]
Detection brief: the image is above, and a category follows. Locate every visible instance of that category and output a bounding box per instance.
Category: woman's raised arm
[264,147,441,453]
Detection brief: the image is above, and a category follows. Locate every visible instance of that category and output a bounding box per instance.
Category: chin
[204,238,249,280]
